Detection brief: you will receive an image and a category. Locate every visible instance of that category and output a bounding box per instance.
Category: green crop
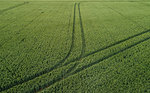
[0,0,150,93]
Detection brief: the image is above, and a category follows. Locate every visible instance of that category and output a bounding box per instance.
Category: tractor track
[72,36,150,74]
[36,34,150,93]
[0,3,76,92]
[78,3,86,58]
[63,3,86,66]
[0,2,29,15]
[0,8,37,32]
[63,28,150,66]
[106,6,147,30]
[34,3,150,92]
[0,7,58,77]
[1,2,150,92]
[32,3,85,93]
[34,4,150,92]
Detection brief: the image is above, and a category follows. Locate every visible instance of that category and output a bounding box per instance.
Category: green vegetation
[0,0,150,93]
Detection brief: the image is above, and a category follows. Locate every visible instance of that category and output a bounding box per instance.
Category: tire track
[1,2,150,92]
[36,36,150,93]
[72,36,150,74]
[106,6,147,30]
[0,12,43,48]
[0,8,55,75]
[63,3,86,66]
[63,3,86,75]
[31,3,77,93]
[0,2,29,30]
[0,3,76,92]
[83,29,150,57]
[0,8,37,32]
[0,2,29,15]
[78,3,86,58]
[63,28,150,66]
[31,3,80,93]
[15,3,66,72]
[23,2,150,92]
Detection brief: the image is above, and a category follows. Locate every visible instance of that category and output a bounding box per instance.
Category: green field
[0,0,150,93]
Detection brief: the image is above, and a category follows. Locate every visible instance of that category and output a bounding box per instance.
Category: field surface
[0,0,150,93]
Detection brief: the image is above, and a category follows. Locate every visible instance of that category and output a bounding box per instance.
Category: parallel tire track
[83,29,150,57]
[25,3,150,93]
[33,3,81,93]
[31,3,77,93]
[64,29,150,66]
[63,3,85,66]
[72,36,150,74]
[0,2,29,15]
[37,36,150,93]
[1,2,150,92]
[63,3,86,76]
[0,3,76,92]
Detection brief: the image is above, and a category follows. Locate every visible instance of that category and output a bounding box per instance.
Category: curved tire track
[34,3,150,92]
[63,3,86,66]
[36,36,150,93]
[1,2,150,92]
[72,36,150,74]
[0,3,76,92]
[64,28,150,66]
[0,2,29,15]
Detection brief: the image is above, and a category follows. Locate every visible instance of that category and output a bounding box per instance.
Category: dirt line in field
[0,2,29,15]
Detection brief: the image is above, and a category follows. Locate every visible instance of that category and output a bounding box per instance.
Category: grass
[0,0,150,93]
